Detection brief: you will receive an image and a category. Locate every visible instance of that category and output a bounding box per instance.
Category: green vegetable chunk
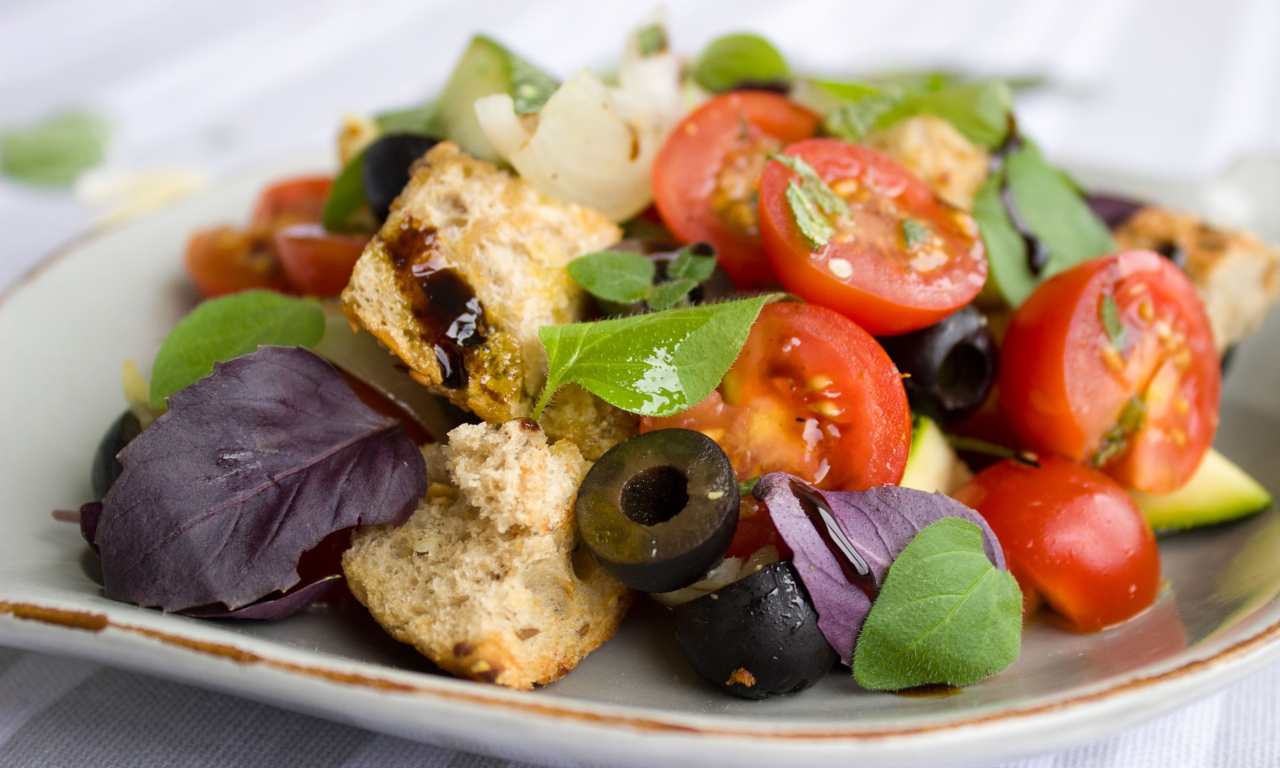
[0,111,109,187]
[693,33,790,93]
[853,518,1022,691]
[1133,448,1273,532]
[149,291,326,409]
[534,294,781,419]
[568,251,656,304]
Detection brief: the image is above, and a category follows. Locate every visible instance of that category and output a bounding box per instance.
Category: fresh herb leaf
[322,147,374,233]
[648,279,700,311]
[149,291,325,409]
[1093,396,1146,467]
[635,23,668,56]
[94,347,426,613]
[0,110,109,187]
[534,294,781,418]
[668,244,718,283]
[945,433,1040,468]
[693,33,790,93]
[1099,293,1127,350]
[568,250,656,304]
[976,142,1115,308]
[773,154,847,249]
[902,218,932,249]
[373,102,438,134]
[818,79,1011,149]
[754,476,1008,666]
[853,518,1022,690]
[786,182,836,248]
[737,476,761,496]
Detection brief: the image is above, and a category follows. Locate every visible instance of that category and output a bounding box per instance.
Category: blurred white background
[2,0,1279,279]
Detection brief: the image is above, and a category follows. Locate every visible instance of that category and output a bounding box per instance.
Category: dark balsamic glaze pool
[385,223,486,389]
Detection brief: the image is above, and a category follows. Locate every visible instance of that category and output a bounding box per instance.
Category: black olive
[1221,343,1238,376]
[673,561,835,699]
[361,133,439,221]
[575,429,738,592]
[91,410,142,499]
[880,306,997,424]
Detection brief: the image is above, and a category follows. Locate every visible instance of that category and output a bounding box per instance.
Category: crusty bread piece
[1114,206,1280,351]
[343,420,631,690]
[866,115,989,210]
[340,141,634,455]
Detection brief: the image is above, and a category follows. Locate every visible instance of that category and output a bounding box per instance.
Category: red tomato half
[275,224,369,297]
[1000,251,1219,493]
[955,457,1160,632]
[250,175,333,230]
[642,302,911,490]
[758,139,987,336]
[184,226,288,297]
[652,92,819,288]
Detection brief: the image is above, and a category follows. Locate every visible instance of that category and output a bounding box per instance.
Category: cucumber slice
[433,35,557,161]
[901,416,971,494]
[1132,448,1272,532]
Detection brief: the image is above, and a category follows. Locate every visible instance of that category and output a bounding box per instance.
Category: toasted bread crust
[343,421,631,690]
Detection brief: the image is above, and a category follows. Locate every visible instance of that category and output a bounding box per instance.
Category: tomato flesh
[652,92,819,288]
[758,138,987,336]
[184,226,288,297]
[275,224,369,297]
[999,250,1219,493]
[643,302,911,491]
[955,457,1160,632]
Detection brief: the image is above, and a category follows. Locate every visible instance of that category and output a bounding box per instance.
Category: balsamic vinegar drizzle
[386,223,487,389]
[989,117,1050,276]
[788,480,880,600]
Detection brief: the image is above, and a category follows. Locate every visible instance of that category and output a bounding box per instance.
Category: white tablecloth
[3,1,1278,765]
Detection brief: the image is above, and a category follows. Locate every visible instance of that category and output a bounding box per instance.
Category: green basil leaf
[635,23,668,57]
[823,92,899,142]
[818,79,1011,149]
[534,294,782,418]
[1099,293,1127,350]
[853,518,1022,690]
[322,148,374,233]
[668,246,717,283]
[149,291,326,409]
[972,170,1035,307]
[1004,142,1114,272]
[0,111,109,187]
[568,251,656,304]
[902,218,932,249]
[647,279,700,311]
[693,33,790,93]
[373,103,438,135]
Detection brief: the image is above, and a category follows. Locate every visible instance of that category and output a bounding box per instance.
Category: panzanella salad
[73,18,1278,698]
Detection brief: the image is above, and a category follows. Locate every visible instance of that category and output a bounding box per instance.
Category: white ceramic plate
[3,160,1280,768]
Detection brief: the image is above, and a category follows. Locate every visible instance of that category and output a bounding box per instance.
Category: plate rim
[4,188,1279,752]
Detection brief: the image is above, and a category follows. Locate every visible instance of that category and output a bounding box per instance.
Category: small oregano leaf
[853,518,1022,690]
[149,290,325,409]
[668,244,717,283]
[902,218,932,249]
[773,154,847,249]
[534,294,781,418]
[1099,293,1127,350]
[568,250,656,304]
[693,33,790,93]
[648,278,700,311]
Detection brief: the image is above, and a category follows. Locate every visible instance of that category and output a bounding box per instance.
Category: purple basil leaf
[1084,192,1144,230]
[186,574,345,620]
[78,501,102,551]
[95,347,426,613]
[754,474,1006,665]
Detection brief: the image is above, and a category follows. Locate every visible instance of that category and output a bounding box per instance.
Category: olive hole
[937,342,991,410]
[620,465,689,526]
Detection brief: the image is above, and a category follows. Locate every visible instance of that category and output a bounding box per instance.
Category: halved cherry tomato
[955,457,1160,632]
[758,139,987,336]
[1000,251,1219,493]
[275,224,369,297]
[184,226,288,297]
[249,175,333,230]
[642,302,911,490]
[651,92,819,288]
